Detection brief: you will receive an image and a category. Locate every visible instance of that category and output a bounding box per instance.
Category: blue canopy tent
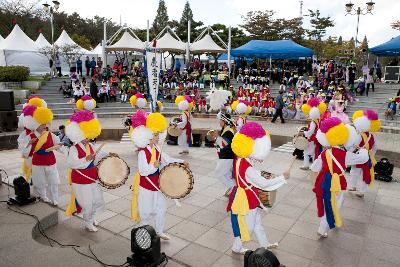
[370,35,400,56]
[231,39,313,59]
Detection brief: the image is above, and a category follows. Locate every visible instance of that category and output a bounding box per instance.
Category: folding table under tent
[370,35,400,56]
[0,24,48,75]
[231,39,313,59]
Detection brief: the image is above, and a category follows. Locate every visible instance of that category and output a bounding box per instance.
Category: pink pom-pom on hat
[184,95,192,103]
[81,95,93,101]
[240,122,266,139]
[70,110,95,123]
[135,93,145,99]
[364,109,378,121]
[307,97,320,107]
[320,117,342,133]
[22,105,37,116]
[131,110,147,128]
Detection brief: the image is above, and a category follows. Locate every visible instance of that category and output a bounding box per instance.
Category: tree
[57,44,84,67]
[306,9,335,58]
[176,1,203,42]
[337,36,343,45]
[391,20,400,31]
[152,0,169,36]
[240,10,304,42]
[71,33,92,50]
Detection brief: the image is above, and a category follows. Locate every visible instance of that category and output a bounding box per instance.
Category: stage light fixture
[244,247,285,267]
[8,176,36,206]
[127,225,167,267]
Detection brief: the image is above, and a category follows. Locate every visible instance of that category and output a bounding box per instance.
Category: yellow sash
[65,144,91,216]
[22,131,49,182]
[131,146,157,221]
[231,158,251,242]
[361,133,377,187]
[220,127,235,147]
[326,149,343,228]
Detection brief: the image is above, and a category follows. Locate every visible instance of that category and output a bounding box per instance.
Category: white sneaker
[317,232,328,238]
[41,197,51,203]
[52,201,58,206]
[93,219,99,226]
[158,233,170,240]
[266,242,279,249]
[85,224,98,232]
[231,247,249,255]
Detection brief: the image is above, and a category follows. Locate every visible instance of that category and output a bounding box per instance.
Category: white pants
[232,209,269,251]
[72,183,105,226]
[318,192,344,235]
[31,165,59,202]
[214,159,234,189]
[349,167,368,193]
[303,142,316,167]
[138,187,167,235]
[178,132,189,151]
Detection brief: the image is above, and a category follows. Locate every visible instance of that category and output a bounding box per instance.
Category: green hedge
[0,66,30,82]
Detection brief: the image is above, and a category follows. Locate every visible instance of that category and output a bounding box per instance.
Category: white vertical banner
[146,51,162,111]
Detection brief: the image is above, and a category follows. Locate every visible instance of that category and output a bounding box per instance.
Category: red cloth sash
[356,132,375,185]
[31,132,56,166]
[71,144,98,184]
[139,147,160,191]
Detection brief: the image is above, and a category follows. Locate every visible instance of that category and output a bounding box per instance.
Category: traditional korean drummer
[65,110,116,232]
[130,110,189,240]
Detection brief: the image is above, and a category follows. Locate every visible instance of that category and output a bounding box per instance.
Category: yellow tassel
[22,158,32,182]
[150,146,157,164]
[131,172,141,221]
[238,215,250,241]
[65,169,77,216]
[326,149,343,228]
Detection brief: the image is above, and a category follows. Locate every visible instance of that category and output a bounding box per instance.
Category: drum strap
[235,159,269,212]
[143,175,182,207]
[75,169,98,183]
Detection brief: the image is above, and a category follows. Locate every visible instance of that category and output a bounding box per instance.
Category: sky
[58,0,400,46]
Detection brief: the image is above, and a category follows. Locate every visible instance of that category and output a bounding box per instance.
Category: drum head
[168,125,182,137]
[293,136,308,150]
[159,163,193,199]
[97,156,130,189]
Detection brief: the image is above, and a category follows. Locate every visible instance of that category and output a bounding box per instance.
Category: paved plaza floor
[1,142,400,267]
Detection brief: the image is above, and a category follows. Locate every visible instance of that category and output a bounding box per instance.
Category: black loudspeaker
[192,134,202,147]
[167,134,178,145]
[0,111,18,132]
[0,91,15,111]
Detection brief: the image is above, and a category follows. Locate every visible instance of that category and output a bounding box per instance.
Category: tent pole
[146,20,150,49]
[269,56,272,81]
[186,19,191,65]
[228,26,231,79]
[103,21,107,67]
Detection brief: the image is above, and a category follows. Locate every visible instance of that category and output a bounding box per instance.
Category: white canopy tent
[0,34,3,43]
[90,43,103,56]
[35,33,51,49]
[155,27,186,54]
[0,24,48,75]
[106,31,144,52]
[54,30,90,54]
[190,33,227,54]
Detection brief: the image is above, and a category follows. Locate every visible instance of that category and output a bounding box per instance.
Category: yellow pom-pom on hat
[231,100,239,111]
[33,107,53,125]
[370,120,381,133]
[146,112,167,133]
[231,133,254,158]
[28,97,46,108]
[301,103,311,115]
[79,119,102,140]
[175,95,185,106]
[318,102,327,114]
[352,110,364,122]
[76,99,84,110]
[130,95,138,107]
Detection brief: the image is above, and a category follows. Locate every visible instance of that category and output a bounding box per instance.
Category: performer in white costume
[22,105,60,205]
[310,117,369,237]
[231,100,251,132]
[228,122,289,254]
[300,98,327,170]
[65,110,112,232]
[130,110,189,240]
[348,109,381,198]
[175,95,193,154]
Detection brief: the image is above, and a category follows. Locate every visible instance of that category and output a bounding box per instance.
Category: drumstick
[287,156,297,171]
[45,144,62,152]
[94,143,106,155]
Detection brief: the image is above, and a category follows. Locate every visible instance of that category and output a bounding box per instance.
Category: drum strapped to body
[206,129,217,142]
[159,163,194,199]
[97,155,130,189]
[292,126,308,150]
[257,171,277,208]
[168,117,182,137]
